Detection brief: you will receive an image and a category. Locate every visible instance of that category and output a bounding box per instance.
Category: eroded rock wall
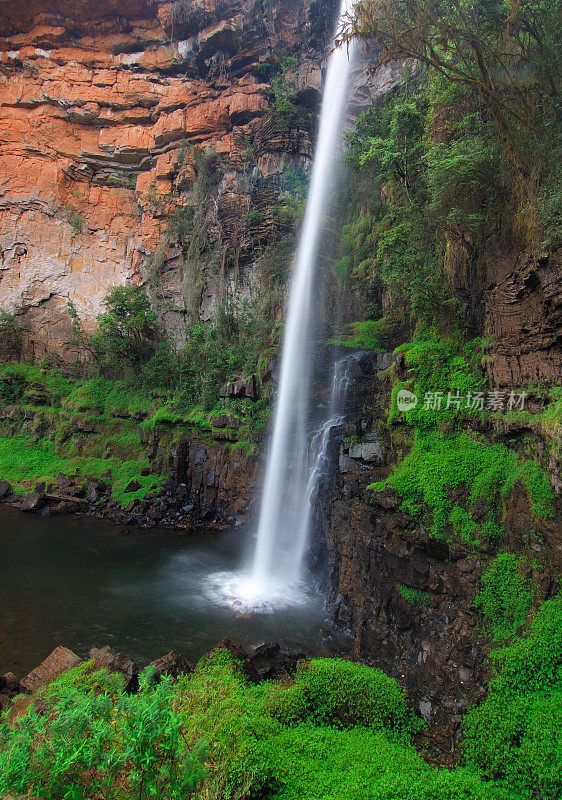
[0,0,338,362]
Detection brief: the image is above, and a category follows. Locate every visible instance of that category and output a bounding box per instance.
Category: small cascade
[208,0,356,612]
[291,352,366,573]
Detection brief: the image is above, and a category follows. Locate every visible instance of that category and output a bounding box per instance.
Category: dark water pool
[0,507,327,676]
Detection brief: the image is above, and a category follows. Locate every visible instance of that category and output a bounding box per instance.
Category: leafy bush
[463,599,562,799]
[0,669,203,799]
[474,554,533,640]
[283,658,417,738]
[90,286,160,374]
[0,648,541,800]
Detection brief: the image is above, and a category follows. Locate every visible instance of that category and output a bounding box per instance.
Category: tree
[91,286,160,372]
[345,0,562,169]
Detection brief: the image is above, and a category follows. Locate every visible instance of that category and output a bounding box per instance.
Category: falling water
[207,0,355,611]
[249,0,356,599]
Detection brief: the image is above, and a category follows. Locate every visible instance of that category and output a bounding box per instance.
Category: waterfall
[249,0,355,598]
[207,0,355,612]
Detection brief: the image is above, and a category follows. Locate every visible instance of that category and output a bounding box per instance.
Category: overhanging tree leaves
[345,0,562,169]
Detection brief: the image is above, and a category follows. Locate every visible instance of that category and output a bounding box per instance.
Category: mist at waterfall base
[207,0,355,613]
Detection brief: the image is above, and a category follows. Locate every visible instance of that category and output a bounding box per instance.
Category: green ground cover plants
[4,641,559,800]
[0,436,164,506]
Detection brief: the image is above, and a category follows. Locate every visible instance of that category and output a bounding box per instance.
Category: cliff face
[0,0,337,362]
[444,234,562,389]
[312,355,561,755]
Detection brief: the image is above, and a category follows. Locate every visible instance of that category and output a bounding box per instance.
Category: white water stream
[208,0,355,612]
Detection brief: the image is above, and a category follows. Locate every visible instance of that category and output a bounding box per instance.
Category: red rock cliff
[0,0,337,361]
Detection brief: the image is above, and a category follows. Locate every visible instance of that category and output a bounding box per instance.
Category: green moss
[0,436,164,507]
[388,334,487,428]
[463,599,562,799]
[474,554,533,641]
[370,431,553,545]
[397,584,431,607]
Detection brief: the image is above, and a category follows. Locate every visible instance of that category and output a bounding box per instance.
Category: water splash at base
[206,570,311,614]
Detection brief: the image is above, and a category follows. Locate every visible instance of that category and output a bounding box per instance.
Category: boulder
[0,672,19,693]
[247,642,306,681]
[56,473,73,490]
[210,637,259,682]
[219,375,259,400]
[0,480,12,499]
[148,651,194,681]
[20,492,46,512]
[124,480,141,493]
[89,645,138,691]
[20,646,82,693]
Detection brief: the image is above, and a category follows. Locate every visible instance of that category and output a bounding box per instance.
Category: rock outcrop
[0,0,338,362]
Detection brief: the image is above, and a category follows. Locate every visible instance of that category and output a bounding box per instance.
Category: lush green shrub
[0,648,539,800]
[288,658,417,738]
[463,599,562,799]
[0,669,203,800]
[175,648,278,799]
[474,554,533,640]
[388,334,486,429]
[90,286,160,374]
[487,598,562,699]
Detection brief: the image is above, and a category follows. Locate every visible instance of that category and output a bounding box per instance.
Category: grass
[0,436,164,506]
[0,363,271,505]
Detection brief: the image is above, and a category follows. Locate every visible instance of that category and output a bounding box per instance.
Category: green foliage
[271,56,299,129]
[68,210,85,235]
[40,660,127,701]
[349,0,562,194]
[397,584,431,607]
[371,430,553,545]
[463,599,562,799]
[474,554,533,640]
[371,333,554,545]
[247,209,264,224]
[486,597,562,700]
[0,308,21,340]
[427,122,504,231]
[341,80,453,327]
[170,299,278,411]
[389,334,487,428]
[90,286,160,374]
[337,317,402,350]
[281,167,309,200]
[0,669,203,799]
[287,658,418,737]
[0,648,545,800]
[0,435,163,506]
